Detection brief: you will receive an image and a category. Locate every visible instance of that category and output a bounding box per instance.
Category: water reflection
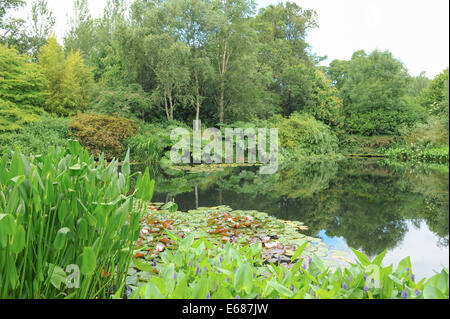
[138,158,449,278]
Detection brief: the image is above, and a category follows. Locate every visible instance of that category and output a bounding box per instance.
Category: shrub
[339,135,398,154]
[0,140,154,298]
[91,84,152,121]
[270,113,340,158]
[344,107,426,136]
[399,116,449,147]
[0,113,70,156]
[385,145,449,164]
[69,113,139,160]
[127,133,169,165]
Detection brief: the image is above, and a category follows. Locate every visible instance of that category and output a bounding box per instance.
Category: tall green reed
[0,140,154,299]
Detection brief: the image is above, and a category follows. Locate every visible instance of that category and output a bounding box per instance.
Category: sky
[13,0,450,78]
[318,221,449,281]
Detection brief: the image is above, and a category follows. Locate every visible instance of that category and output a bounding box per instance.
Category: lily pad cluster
[130,203,351,284]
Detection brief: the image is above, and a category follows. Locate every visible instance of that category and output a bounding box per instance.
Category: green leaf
[49,264,67,290]
[161,201,178,213]
[133,258,154,272]
[268,281,294,298]
[311,254,326,272]
[179,234,195,251]
[54,227,71,250]
[81,246,96,275]
[234,263,253,294]
[10,224,25,254]
[290,242,309,263]
[423,285,446,299]
[372,248,388,266]
[351,248,371,266]
[192,278,209,299]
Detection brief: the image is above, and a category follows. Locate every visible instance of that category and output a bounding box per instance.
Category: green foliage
[345,108,425,136]
[128,235,449,299]
[329,50,427,135]
[0,113,69,156]
[91,84,152,120]
[38,37,93,116]
[127,133,169,166]
[385,145,449,164]
[399,115,449,148]
[0,140,154,298]
[339,135,397,154]
[0,44,46,132]
[279,65,343,127]
[270,113,340,158]
[68,113,139,160]
[420,68,449,113]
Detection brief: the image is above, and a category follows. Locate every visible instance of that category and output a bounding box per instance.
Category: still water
[147,159,449,280]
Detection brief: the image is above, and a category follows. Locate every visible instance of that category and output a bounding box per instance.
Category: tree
[407,71,431,98]
[252,1,318,75]
[0,43,46,131]
[0,0,30,53]
[279,65,343,127]
[208,0,259,123]
[420,68,449,116]
[28,0,55,58]
[64,0,95,57]
[331,50,426,135]
[147,36,191,121]
[39,37,93,116]
[166,0,215,128]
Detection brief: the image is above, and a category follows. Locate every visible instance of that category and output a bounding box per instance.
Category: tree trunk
[164,92,170,121]
[195,69,201,128]
[169,94,174,121]
[219,78,225,123]
[218,38,229,124]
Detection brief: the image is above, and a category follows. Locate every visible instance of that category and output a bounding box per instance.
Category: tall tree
[64,0,95,58]
[0,0,29,53]
[166,0,215,127]
[29,0,55,58]
[208,0,258,123]
[330,50,426,135]
[39,37,93,116]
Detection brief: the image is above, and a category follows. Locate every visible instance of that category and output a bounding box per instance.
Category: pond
[137,158,449,281]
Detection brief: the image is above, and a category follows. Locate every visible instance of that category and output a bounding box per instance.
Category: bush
[127,133,169,165]
[399,116,449,148]
[385,145,449,164]
[0,140,154,298]
[344,107,426,136]
[270,113,340,158]
[339,135,398,154]
[0,113,70,156]
[91,84,152,121]
[69,113,139,160]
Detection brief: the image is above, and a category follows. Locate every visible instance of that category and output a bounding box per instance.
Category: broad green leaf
[81,247,96,275]
[423,285,446,299]
[268,281,294,298]
[234,263,253,294]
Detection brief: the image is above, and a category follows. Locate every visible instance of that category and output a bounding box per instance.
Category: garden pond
[132,158,449,282]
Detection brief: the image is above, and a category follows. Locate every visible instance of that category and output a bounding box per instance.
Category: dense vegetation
[0,0,448,299]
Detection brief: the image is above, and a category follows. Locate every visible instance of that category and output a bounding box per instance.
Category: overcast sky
[14,0,450,78]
